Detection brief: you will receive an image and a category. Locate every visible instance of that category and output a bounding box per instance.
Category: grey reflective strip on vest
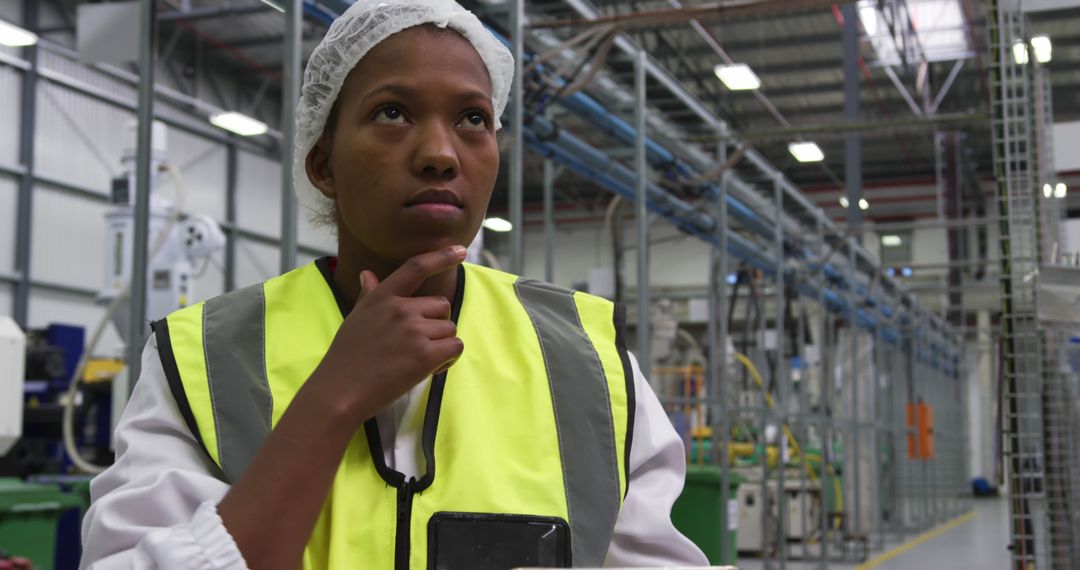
[514,278,621,566]
[203,284,272,483]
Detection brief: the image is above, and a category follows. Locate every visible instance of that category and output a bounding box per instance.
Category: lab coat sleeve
[605,352,710,567]
[80,336,248,570]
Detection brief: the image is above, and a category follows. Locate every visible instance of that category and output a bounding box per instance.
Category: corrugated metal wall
[0,10,335,354]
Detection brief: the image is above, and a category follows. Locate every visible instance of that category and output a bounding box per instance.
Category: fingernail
[451,245,467,257]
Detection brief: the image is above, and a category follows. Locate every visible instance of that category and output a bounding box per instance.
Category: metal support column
[508,0,525,274]
[849,244,862,547]
[842,2,863,237]
[634,50,650,369]
[128,0,158,386]
[543,157,555,283]
[714,169,732,563]
[225,143,238,292]
[774,172,788,568]
[873,316,886,552]
[815,217,830,570]
[279,0,301,272]
[12,0,39,327]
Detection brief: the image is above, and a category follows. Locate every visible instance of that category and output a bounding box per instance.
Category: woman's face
[307,26,500,265]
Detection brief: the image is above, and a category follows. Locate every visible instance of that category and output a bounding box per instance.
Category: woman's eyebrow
[360,83,491,107]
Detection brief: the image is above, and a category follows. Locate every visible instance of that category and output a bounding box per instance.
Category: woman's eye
[457,112,489,131]
[374,106,407,125]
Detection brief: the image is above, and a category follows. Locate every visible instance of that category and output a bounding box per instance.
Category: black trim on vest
[312,257,465,492]
[152,318,222,478]
[416,264,465,492]
[314,256,352,316]
[613,303,635,498]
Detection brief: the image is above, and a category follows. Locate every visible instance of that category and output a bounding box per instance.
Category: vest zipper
[395,477,416,570]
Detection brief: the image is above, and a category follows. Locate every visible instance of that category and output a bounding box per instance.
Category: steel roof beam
[159,5,271,22]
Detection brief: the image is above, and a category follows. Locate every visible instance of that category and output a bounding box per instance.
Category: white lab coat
[80,335,708,568]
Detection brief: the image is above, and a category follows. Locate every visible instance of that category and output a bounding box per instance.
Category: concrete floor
[736,498,1010,570]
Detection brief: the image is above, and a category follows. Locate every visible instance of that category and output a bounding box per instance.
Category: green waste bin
[671,465,742,566]
[0,478,82,570]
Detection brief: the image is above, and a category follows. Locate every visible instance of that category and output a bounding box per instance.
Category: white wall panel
[234,237,278,290]
[159,127,226,220]
[34,83,132,192]
[299,217,335,253]
[28,288,124,357]
[519,221,710,290]
[37,50,137,102]
[30,185,108,290]
[1053,120,1080,173]
[189,250,226,303]
[0,284,11,319]
[0,175,16,273]
[0,65,20,166]
[236,151,281,238]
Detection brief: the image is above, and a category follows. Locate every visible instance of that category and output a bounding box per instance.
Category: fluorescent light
[789,142,825,163]
[1031,35,1052,63]
[714,64,761,91]
[882,235,902,247]
[259,0,285,12]
[482,217,513,232]
[1055,183,1067,199]
[0,19,38,47]
[1013,40,1029,65]
[858,4,879,36]
[1044,183,1054,198]
[859,198,870,210]
[839,196,850,208]
[209,112,268,136]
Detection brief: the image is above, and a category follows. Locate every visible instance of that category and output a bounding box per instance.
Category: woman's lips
[404,202,465,221]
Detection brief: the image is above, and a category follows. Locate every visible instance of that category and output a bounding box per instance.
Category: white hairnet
[293,0,514,221]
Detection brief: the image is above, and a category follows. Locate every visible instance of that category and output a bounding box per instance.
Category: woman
[81,1,708,568]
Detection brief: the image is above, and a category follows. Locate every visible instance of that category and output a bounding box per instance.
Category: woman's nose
[412,122,460,179]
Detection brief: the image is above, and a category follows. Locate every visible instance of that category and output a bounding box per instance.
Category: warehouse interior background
[1,0,1079,568]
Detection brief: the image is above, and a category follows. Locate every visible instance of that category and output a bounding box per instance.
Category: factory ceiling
[37,0,1080,224]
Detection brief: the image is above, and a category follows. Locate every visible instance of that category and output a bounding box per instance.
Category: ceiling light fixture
[714,64,761,91]
[882,235,902,247]
[482,217,513,232]
[839,196,849,208]
[789,142,825,163]
[0,19,38,47]
[859,198,870,210]
[1031,35,1052,63]
[1055,183,1067,199]
[209,112,268,137]
[1013,40,1029,65]
[259,0,285,12]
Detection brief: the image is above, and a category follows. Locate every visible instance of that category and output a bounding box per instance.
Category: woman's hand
[314,245,467,427]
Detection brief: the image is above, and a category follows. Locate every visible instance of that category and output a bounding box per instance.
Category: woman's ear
[306,139,336,199]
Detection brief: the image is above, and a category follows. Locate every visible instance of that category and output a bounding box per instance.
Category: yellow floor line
[854,510,978,570]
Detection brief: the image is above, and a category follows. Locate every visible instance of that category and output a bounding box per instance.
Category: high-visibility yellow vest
[151,260,634,569]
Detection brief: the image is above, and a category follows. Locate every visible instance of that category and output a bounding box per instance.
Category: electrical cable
[732,351,845,529]
[61,162,186,474]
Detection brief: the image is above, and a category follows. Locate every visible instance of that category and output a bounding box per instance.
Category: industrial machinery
[0,318,26,458]
[98,121,226,345]
[0,121,227,477]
